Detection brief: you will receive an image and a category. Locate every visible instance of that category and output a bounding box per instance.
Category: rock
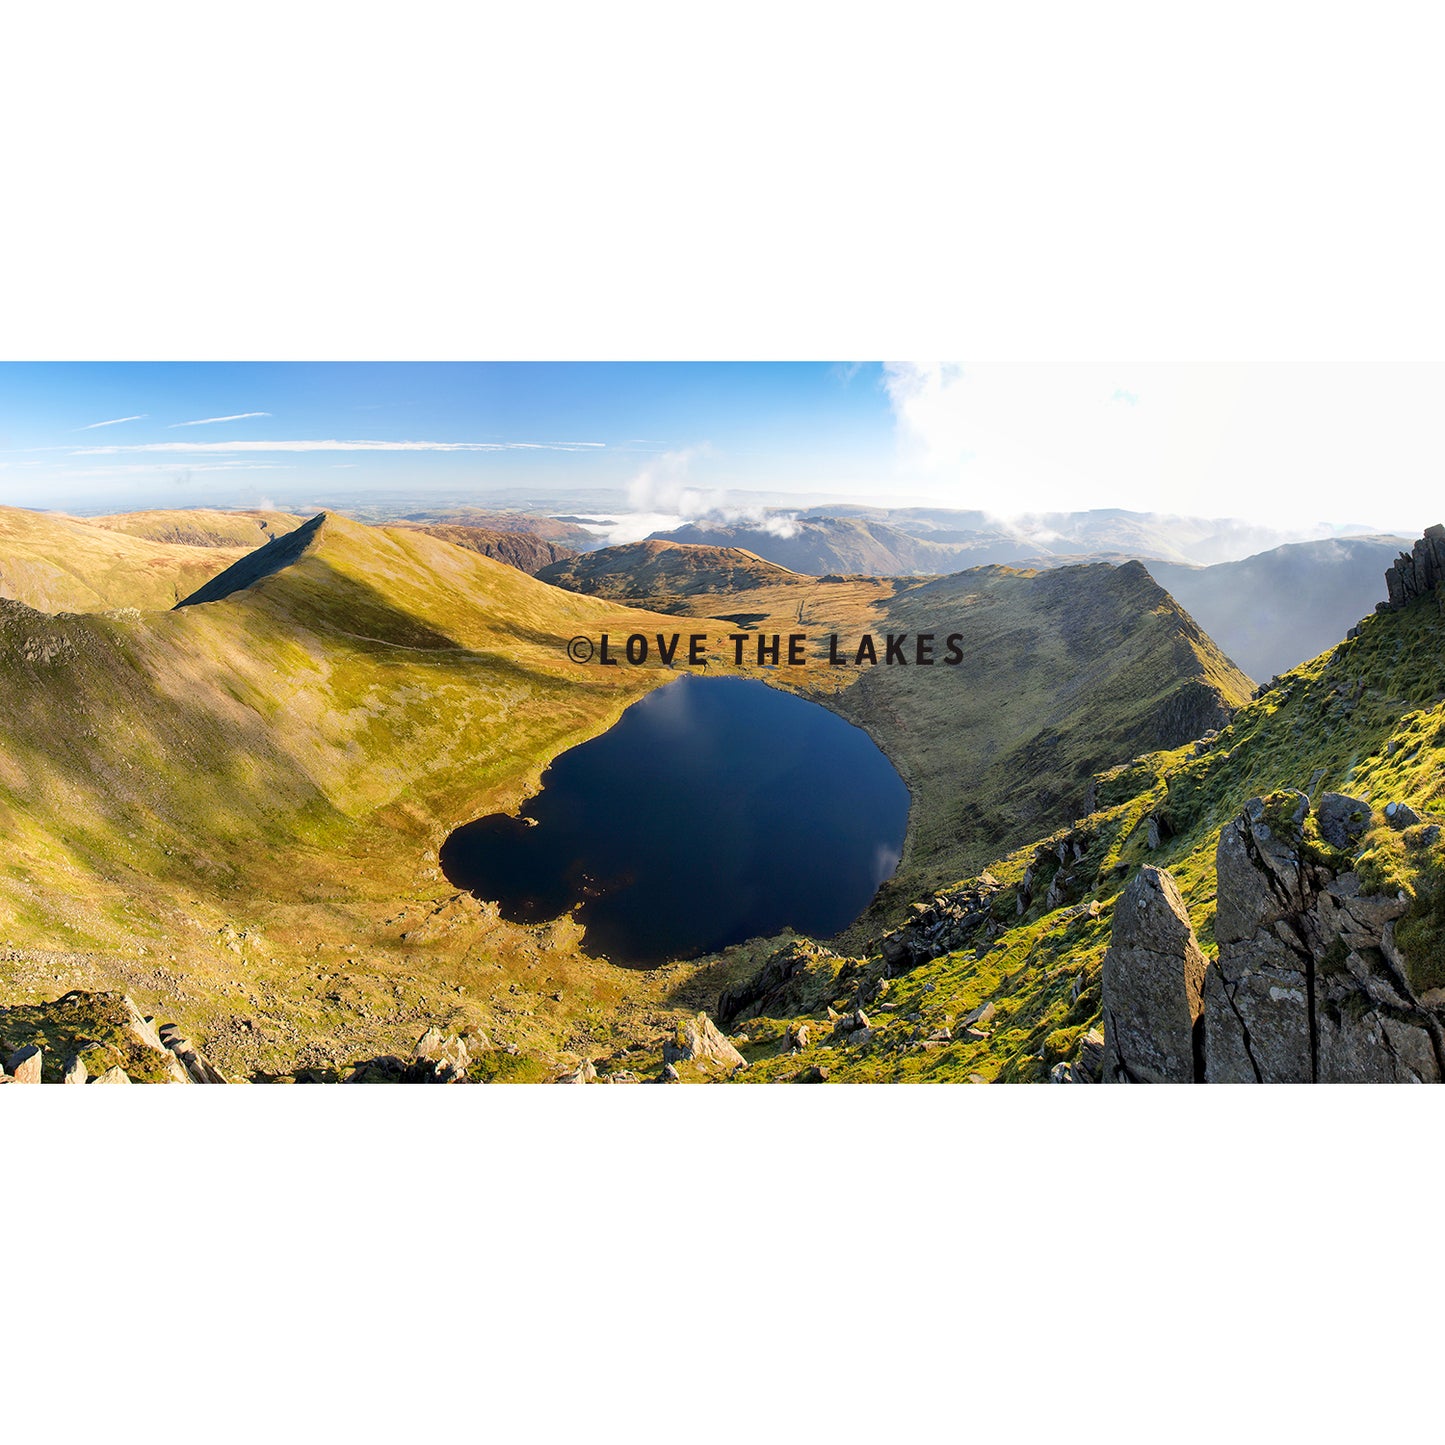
[1199,792,1445,1082]
[797,1065,829,1083]
[413,1026,447,1059]
[62,1054,88,1085]
[661,1063,681,1083]
[663,1012,747,1070]
[91,1066,131,1085]
[1316,792,1371,850]
[787,1022,810,1050]
[555,1059,597,1084]
[1385,800,1423,830]
[604,1070,641,1084]
[1049,1062,1076,1083]
[961,1001,996,1028]
[846,1027,874,1046]
[409,1027,470,1082]
[158,1024,227,1084]
[1100,865,1206,1083]
[1075,1027,1105,1083]
[7,1044,42,1083]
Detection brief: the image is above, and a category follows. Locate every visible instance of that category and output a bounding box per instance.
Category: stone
[961,1001,996,1028]
[661,1063,681,1083]
[7,1045,42,1083]
[1316,792,1372,850]
[787,1022,810,1050]
[158,1024,227,1084]
[62,1055,88,1085]
[1385,800,1423,830]
[1075,1027,1105,1083]
[555,1059,597,1084]
[663,1012,747,1069]
[797,1065,829,1083]
[91,1066,131,1085]
[1100,865,1206,1083]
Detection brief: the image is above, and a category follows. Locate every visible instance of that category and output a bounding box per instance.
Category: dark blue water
[439,675,909,965]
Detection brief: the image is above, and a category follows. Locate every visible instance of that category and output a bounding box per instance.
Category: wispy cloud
[72,438,606,455]
[76,414,148,430]
[169,411,272,427]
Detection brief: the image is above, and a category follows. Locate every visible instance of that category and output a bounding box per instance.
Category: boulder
[663,1012,747,1070]
[90,1066,131,1085]
[158,1024,227,1084]
[1100,866,1206,1083]
[555,1059,597,1084]
[7,1045,42,1083]
[62,1054,88,1085]
[1316,793,1372,851]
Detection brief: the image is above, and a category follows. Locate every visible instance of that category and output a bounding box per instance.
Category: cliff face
[1382,523,1445,610]
[1099,527,1445,1084]
[1101,792,1444,1083]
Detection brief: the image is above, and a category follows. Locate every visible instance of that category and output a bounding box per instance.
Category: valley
[0,501,1436,1085]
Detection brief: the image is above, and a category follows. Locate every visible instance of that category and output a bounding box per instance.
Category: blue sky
[0,361,1439,530]
[0,362,900,512]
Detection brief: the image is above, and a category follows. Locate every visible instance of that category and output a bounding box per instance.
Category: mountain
[0,505,292,613]
[811,504,1374,567]
[389,522,577,576]
[1138,535,1409,682]
[814,561,1251,907]
[536,539,800,601]
[0,512,698,1079]
[83,508,305,549]
[541,543,1252,905]
[653,516,1023,574]
[0,503,1254,1081]
[685,527,1445,1085]
[388,507,601,550]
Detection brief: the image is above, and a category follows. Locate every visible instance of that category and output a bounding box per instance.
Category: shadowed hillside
[1140,535,1409,681]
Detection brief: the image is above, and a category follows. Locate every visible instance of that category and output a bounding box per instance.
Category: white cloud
[882,362,1445,531]
[76,414,147,430]
[621,445,801,540]
[72,438,607,456]
[169,412,272,426]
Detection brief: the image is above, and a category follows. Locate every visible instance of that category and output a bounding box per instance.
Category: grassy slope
[0,513,1255,1080]
[704,587,1445,1083]
[0,515,709,1076]
[84,509,305,549]
[0,507,312,614]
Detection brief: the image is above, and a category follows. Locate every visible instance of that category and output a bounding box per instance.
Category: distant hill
[654,516,1022,575]
[84,508,305,549]
[537,539,799,600]
[391,522,577,576]
[1140,535,1409,681]
[0,506,280,613]
[388,508,601,550]
[812,504,1366,567]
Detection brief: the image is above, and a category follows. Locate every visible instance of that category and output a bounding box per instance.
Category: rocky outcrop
[662,1013,747,1071]
[878,873,1004,972]
[0,990,227,1083]
[1101,866,1207,1083]
[1380,524,1445,610]
[1101,792,1445,1083]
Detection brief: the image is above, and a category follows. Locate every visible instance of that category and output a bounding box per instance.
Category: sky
[0,361,1441,532]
